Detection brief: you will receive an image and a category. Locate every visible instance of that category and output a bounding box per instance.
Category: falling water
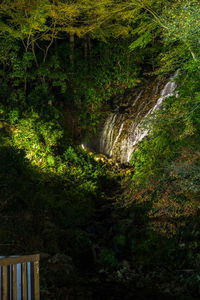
[100,71,179,164]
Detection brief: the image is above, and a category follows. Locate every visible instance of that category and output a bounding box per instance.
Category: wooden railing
[0,254,40,300]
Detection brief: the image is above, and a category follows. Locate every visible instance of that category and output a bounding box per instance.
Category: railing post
[34,260,40,300]
[13,264,18,300]
[22,262,28,300]
[2,265,7,300]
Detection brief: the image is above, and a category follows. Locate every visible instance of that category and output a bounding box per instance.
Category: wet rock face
[99,72,179,164]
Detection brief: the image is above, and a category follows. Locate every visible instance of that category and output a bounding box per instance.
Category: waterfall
[100,71,179,164]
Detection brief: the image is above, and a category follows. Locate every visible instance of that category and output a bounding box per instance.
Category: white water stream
[100,71,179,163]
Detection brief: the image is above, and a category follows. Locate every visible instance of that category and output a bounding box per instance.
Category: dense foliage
[1,0,200,299]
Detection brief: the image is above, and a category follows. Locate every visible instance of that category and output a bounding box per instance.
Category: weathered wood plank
[2,266,7,300]
[0,267,2,300]
[22,263,28,300]
[13,264,18,300]
[0,254,40,266]
[34,261,40,300]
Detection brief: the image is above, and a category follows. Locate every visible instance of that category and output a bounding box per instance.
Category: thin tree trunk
[31,40,39,67]
[88,36,92,70]
[69,33,75,68]
[84,37,88,59]
[84,36,88,71]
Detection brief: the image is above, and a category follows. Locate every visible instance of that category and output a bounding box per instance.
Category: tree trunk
[88,36,92,70]
[84,37,88,59]
[69,33,75,68]
[84,37,88,71]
